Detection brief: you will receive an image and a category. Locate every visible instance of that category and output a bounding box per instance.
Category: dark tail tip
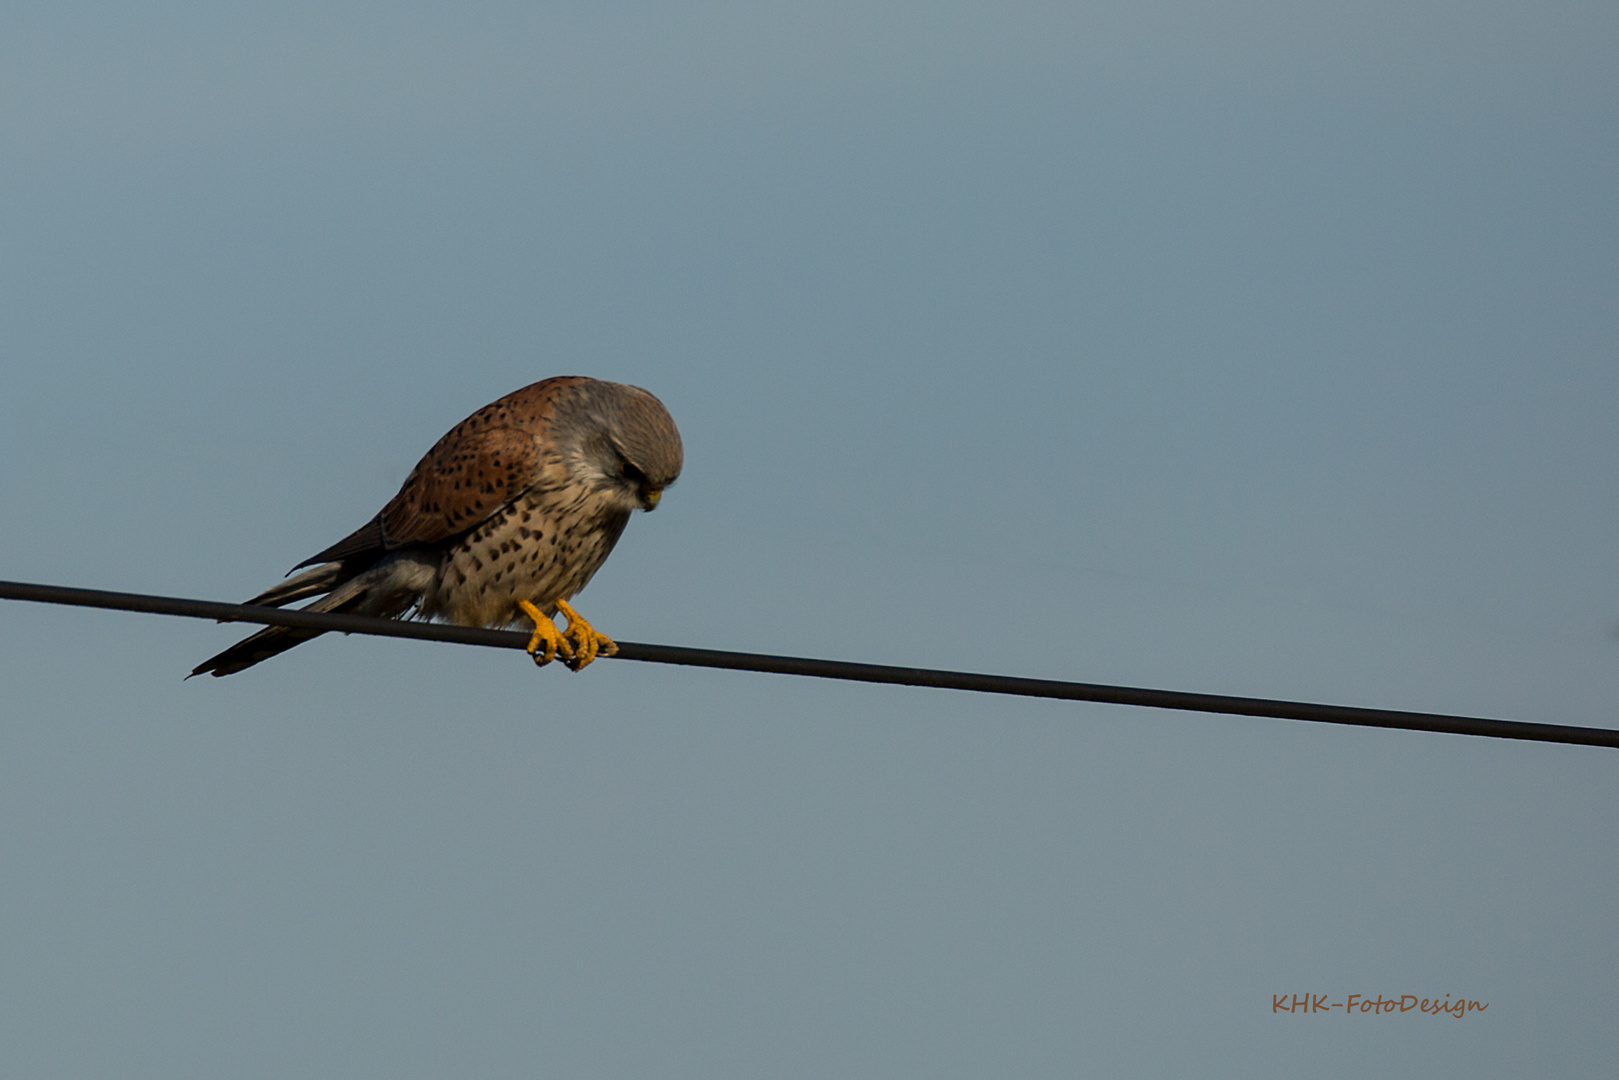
[189,624,327,679]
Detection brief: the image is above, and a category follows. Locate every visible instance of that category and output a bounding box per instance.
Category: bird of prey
[191,376,682,677]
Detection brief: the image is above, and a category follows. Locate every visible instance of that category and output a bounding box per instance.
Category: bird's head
[563,380,684,513]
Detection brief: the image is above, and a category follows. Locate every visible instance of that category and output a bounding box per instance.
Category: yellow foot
[519,599,574,667]
[555,599,618,671]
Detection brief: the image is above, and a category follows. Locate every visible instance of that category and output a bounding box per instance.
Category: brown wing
[290,421,543,568]
[293,378,591,569]
[378,423,544,545]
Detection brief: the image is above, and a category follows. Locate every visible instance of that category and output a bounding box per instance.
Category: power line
[2,578,1614,749]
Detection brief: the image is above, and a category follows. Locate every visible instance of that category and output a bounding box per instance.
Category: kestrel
[191,376,682,677]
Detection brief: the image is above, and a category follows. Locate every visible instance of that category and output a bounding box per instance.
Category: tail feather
[188,622,330,679]
[247,562,348,608]
[191,554,439,678]
[190,562,420,678]
[189,570,365,678]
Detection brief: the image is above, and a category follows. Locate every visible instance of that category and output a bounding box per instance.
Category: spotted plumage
[191,376,682,677]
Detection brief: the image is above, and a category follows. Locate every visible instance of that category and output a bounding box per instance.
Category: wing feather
[293,378,585,569]
[379,423,544,546]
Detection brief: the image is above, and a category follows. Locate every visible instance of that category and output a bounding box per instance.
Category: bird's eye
[619,460,647,484]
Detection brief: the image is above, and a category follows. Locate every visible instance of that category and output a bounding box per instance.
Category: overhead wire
[1,578,1614,749]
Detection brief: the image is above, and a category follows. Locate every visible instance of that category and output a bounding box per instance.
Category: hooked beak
[641,487,663,510]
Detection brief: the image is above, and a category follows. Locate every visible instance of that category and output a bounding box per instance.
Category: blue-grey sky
[2,3,1615,1076]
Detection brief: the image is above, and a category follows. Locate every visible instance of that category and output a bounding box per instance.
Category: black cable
[2,578,1614,748]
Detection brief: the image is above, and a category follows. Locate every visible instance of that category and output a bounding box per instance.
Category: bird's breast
[423,488,630,628]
